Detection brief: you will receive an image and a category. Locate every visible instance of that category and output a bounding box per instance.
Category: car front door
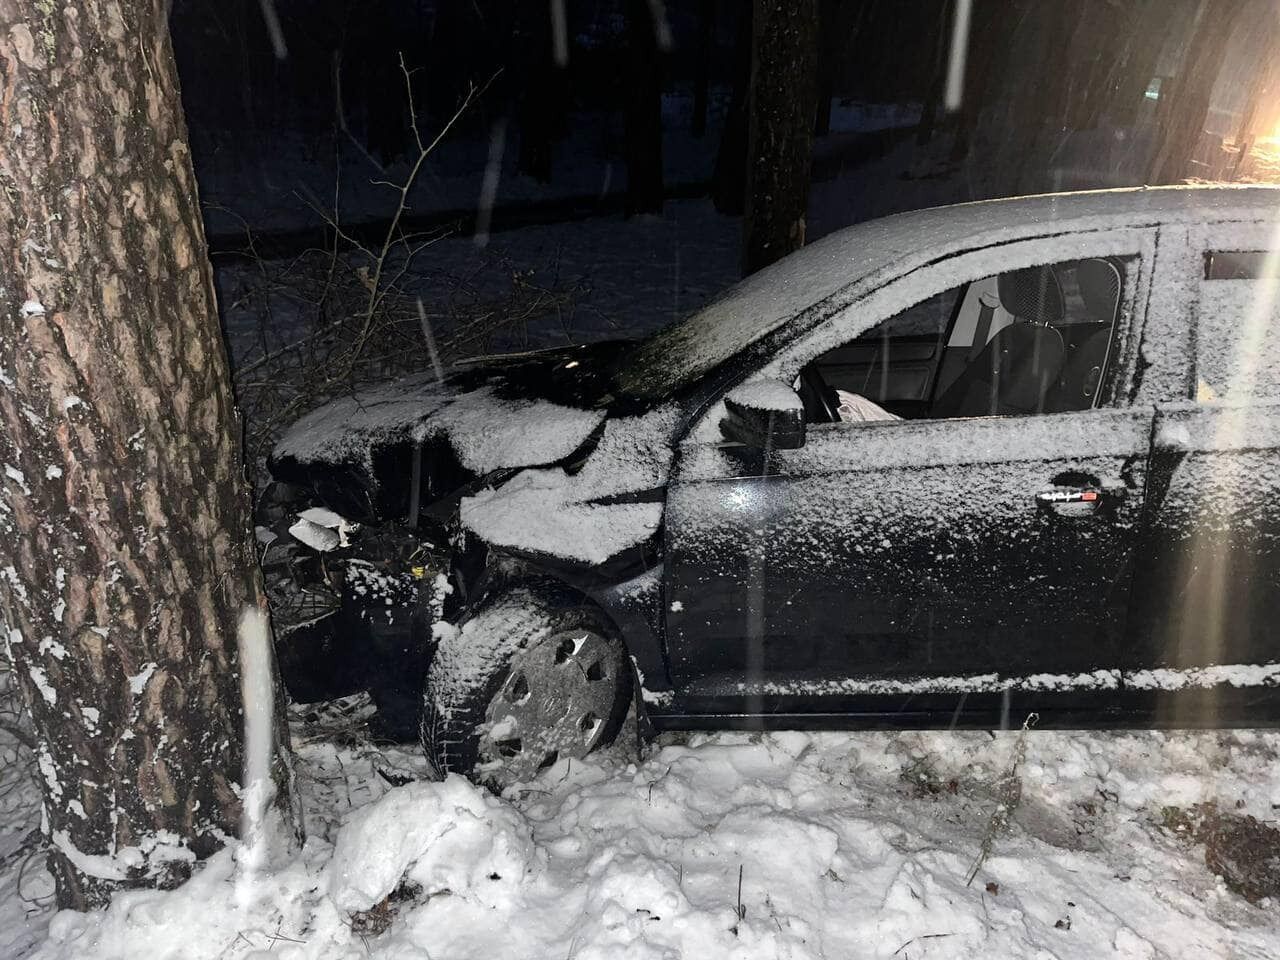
[662,229,1158,724]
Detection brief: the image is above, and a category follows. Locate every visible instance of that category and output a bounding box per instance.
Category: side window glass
[800,257,1133,423]
[1197,250,1280,400]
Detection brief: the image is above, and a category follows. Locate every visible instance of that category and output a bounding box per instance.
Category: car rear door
[1128,220,1280,722]
[662,228,1158,723]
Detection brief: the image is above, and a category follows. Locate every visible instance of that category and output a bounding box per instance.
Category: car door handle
[1035,485,1124,517]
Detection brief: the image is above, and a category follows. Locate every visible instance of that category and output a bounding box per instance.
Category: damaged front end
[257,484,456,738]
[257,343,640,742]
[259,341,675,738]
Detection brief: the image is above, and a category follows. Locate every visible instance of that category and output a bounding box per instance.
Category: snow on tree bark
[0,0,295,910]
[742,0,820,276]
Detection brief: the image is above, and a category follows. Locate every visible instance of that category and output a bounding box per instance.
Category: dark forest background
[171,0,1280,247]
[166,0,1280,450]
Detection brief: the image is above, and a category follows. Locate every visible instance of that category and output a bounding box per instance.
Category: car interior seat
[931,265,1067,418]
[1047,258,1122,411]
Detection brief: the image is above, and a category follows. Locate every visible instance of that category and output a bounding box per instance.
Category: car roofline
[616,184,1280,399]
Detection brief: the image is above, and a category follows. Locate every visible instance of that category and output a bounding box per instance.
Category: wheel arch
[456,548,672,710]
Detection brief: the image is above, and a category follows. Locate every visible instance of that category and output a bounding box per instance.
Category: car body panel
[265,185,1280,732]
[664,408,1153,701]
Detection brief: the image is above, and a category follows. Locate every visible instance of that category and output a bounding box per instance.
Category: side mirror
[721,380,806,450]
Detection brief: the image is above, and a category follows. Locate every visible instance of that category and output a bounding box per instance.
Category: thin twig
[345,67,500,378]
[893,933,954,956]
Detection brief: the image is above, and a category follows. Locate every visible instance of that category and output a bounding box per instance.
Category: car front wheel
[421,586,631,790]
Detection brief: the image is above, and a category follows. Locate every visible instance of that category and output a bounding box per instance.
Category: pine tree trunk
[516,4,566,184]
[916,0,952,147]
[742,0,820,276]
[625,0,666,216]
[0,0,294,910]
[711,3,752,215]
[812,0,842,138]
[691,0,714,138]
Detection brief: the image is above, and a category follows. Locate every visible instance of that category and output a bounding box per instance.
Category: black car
[265,185,1280,788]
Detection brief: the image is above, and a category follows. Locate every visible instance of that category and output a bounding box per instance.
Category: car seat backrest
[1045,258,1121,412]
[932,265,1067,418]
[1076,258,1122,324]
[1051,326,1112,411]
[933,322,1065,417]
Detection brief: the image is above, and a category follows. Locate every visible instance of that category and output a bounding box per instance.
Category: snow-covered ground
[8,704,1280,959]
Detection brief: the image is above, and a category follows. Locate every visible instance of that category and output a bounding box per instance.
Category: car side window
[1196,249,1280,400]
[800,257,1134,423]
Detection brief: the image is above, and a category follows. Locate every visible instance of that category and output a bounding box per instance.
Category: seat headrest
[991,323,1066,413]
[997,265,1065,324]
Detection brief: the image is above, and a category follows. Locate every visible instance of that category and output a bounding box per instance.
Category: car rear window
[1196,250,1280,399]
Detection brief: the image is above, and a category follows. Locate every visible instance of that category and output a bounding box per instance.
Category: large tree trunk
[515,4,567,184]
[1108,0,1182,128]
[742,0,820,276]
[1149,0,1250,184]
[948,0,1022,170]
[711,2,752,215]
[812,0,843,138]
[625,0,666,216]
[691,0,714,138]
[916,0,952,147]
[0,0,295,910]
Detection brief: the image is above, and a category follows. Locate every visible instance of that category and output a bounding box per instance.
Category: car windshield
[614,225,876,398]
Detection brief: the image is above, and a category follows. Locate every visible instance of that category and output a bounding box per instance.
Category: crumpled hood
[268,342,635,521]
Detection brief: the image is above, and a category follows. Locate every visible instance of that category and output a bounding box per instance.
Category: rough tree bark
[742,0,820,276]
[0,0,295,910]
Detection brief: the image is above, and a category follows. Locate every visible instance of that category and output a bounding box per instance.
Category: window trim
[682,227,1156,446]
[777,251,1141,431]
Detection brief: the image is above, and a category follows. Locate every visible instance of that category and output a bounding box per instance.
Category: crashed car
[265,185,1280,788]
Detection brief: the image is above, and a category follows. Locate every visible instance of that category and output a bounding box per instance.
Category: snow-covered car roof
[616,184,1280,398]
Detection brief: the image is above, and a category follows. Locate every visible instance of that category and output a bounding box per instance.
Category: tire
[421,585,632,790]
